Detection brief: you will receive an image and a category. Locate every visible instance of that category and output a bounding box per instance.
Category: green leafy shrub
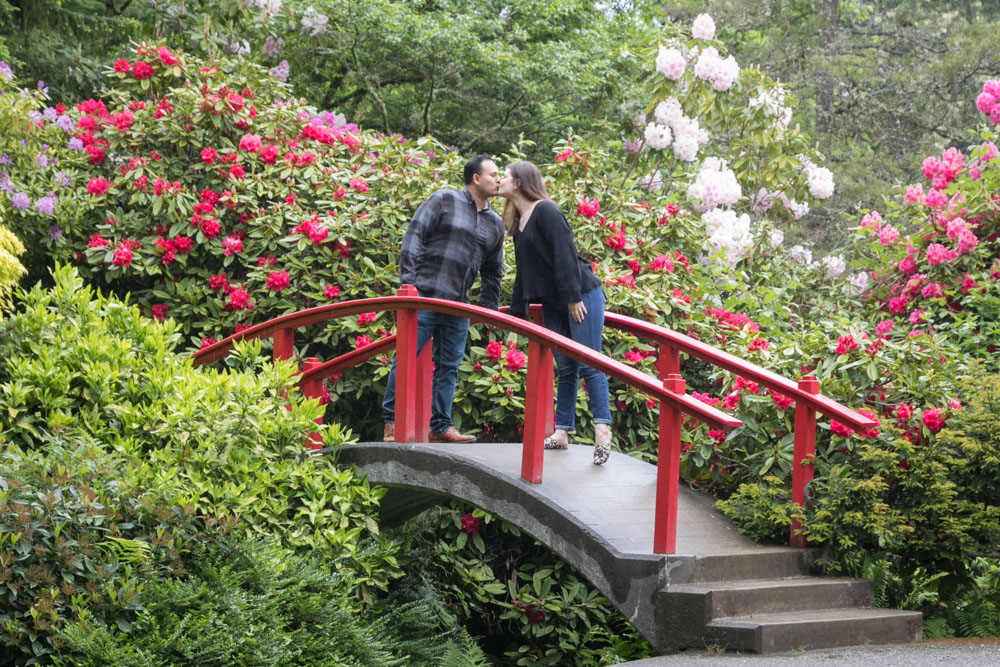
[55,535,473,667]
[0,218,25,314]
[397,503,654,666]
[0,437,207,664]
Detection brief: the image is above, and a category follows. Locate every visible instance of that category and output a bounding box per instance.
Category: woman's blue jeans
[542,286,612,433]
[382,310,470,434]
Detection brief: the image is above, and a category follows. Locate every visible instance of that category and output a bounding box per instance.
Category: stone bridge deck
[329,442,921,653]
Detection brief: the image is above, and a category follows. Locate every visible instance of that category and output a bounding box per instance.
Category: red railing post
[522,337,553,484]
[273,327,295,363]
[301,357,324,450]
[791,375,820,548]
[394,284,420,443]
[658,342,680,378]
[415,336,433,442]
[529,307,555,434]
[654,373,685,554]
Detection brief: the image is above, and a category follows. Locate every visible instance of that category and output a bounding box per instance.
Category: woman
[499,161,613,465]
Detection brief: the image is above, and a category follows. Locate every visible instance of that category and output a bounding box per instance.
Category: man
[382,155,503,443]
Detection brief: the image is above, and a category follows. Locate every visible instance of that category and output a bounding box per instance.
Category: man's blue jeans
[382,310,470,434]
[541,286,612,433]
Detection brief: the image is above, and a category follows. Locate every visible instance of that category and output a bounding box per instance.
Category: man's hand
[568,301,587,323]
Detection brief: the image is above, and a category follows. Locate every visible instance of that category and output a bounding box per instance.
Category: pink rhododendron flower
[920,282,944,299]
[349,178,368,192]
[956,231,979,255]
[222,235,243,256]
[898,255,917,275]
[239,133,262,153]
[960,273,977,294]
[923,188,947,208]
[157,47,179,66]
[926,243,957,265]
[266,269,290,292]
[977,91,997,115]
[748,337,769,352]
[860,211,882,229]
[946,217,969,239]
[878,224,899,246]
[201,147,218,165]
[908,309,926,324]
[904,184,923,204]
[875,320,894,336]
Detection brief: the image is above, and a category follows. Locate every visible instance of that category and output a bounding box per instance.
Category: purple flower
[11,192,30,210]
[0,177,13,193]
[0,61,12,81]
[35,153,49,168]
[269,60,289,82]
[56,115,73,132]
[48,224,62,240]
[28,110,42,125]
[0,153,9,165]
[68,137,84,151]
[43,107,57,121]
[35,193,57,215]
[262,36,283,58]
[55,171,71,187]
[623,138,644,154]
[37,80,48,94]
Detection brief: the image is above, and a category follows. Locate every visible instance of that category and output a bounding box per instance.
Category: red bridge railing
[193,285,874,553]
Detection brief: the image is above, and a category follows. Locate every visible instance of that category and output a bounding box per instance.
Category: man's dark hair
[464,155,493,185]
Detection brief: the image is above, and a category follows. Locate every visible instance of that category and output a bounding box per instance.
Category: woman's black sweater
[509,200,601,318]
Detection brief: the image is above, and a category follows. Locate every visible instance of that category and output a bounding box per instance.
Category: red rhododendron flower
[260,144,279,164]
[895,402,913,422]
[132,61,154,80]
[708,429,726,445]
[324,284,340,299]
[201,147,218,165]
[200,337,217,349]
[157,46,179,66]
[151,304,169,322]
[835,335,859,355]
[266,269,290,292]
[772,392,794,411]
[648,253,674,272]
[748,337,769,352]
[460,513,481,535]
[87,233,110,248]
[898,459,910,470]
[505,348,526,372]
[239,133,262,153]
[111,245,133,267]
[691,392,720,406]
[85,145,106,165]
[201,218,221,238]
[86,177,110,196]
[577,197,600,219]
[113,59,131,73]
[349,178,369,192]
[485,340,503,361]
[209,273,229,292]
[222,235,243,256]
[830,420,855,438]
[358,312,378,325]
[857,409,880,439]
[355,334,372,349]
[734,377,760,395]
[921,408,946,433]
[227,288,251,310]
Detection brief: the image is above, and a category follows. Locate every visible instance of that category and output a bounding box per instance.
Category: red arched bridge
[192,286,922,653]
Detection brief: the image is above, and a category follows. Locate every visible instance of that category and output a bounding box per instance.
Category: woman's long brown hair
[502,161,552,236]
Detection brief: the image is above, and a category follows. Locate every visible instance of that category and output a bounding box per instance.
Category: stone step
[665,549,818,584]
[708,608,924,653]
[668,576,874,617]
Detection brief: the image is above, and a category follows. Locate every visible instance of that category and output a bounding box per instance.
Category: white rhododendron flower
[301,6,329,36]
[653,97,684,126]
[788,245,813,266]
[821,254,846,279]
[643,122,672,150]
[806,165,835,199]
[712,56,740,91]
[640,170,663,192]
[655,46,687,80]
[767,229,784,249]
[692,13,717,40]
[686,157,741,211]
[848,272,869,295]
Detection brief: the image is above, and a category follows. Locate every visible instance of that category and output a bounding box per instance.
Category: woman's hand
[568,300,587,323]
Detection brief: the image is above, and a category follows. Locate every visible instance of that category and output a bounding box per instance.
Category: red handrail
[192,286,869,553]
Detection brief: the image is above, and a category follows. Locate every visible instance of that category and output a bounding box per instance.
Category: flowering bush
[0,217,25,314]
